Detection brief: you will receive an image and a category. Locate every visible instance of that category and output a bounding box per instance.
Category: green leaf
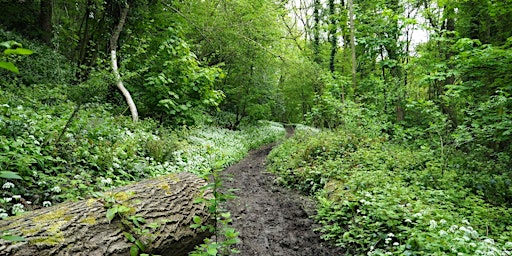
[1,235,25,242]
[0,62,19,74]
[4,48,33,55]
[207,243,218,255]
[106,207,118,222]
[193,216,202,224]
[130,245,139,256]
[123,231,136,242]
[0,171,22,180]
[135,239,146,251]
[0,41,22,49]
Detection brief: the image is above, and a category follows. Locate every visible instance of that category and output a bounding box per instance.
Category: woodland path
[221,128,345,256]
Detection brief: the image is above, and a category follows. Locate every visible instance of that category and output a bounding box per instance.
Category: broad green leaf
[135,239,146,251]
[4,48,33,55]
[123,231,135,242]
[207,243,218,255]
[1,235,25,242]
[0,62,19,74]
[0,171,22,180]
[0,41,22,49]
[106,207,118,222]
[130,245,139,256]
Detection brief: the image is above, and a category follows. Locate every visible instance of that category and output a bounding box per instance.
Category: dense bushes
[0,84,284,217]
[267,102,512,255]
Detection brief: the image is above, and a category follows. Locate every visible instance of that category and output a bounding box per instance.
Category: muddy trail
[221,131,345,255]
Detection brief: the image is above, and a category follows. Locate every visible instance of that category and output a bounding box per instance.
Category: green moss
[112,191,134,202]
[30,232,65,245]
[81,216,97,225]
[86,198,97,207]
[158,182,171,194]
[32,208,68,223]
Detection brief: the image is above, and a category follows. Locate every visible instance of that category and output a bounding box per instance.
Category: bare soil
[221,138,345,255]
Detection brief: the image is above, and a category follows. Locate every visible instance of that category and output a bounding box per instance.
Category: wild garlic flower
[50,186,61,193]
[2,182,14,189]
[12,203,24,214]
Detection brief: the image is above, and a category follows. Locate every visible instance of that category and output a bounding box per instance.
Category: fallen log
[0,172,213,256]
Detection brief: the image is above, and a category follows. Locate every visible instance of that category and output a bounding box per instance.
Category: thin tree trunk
[313,0,321,65]
[109,5,138,122]
[0,172,213,256]
[348,0,356,92]
[39,0,53,45]
[328,0,337,74]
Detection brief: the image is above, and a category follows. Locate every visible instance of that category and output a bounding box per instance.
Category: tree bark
[348,0,357,92]
[39,0,53,45]
[110,4,139,122]
[0,172,213,256]
[328,0,337,74]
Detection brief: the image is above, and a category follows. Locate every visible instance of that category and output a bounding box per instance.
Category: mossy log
[0,172,213,256]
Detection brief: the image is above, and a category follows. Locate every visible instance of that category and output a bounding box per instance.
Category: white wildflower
[393,242,399,246]
[2,182,14,189]
[50,186,61,193]
[12,203,24,214]
[440,219,447,225]
[3,197,12,202]
[43,201,52,207]
[0,213,8,219]
[462,219,470,225]
[100,178,112,185]
[429,220,438,229]
[12,195,21,200]
[405,218,412,223]
[388,233,395,237]
[483,238,494,244]
[439,230,448,236]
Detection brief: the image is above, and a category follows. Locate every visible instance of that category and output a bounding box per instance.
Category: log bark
[0,172,213,256]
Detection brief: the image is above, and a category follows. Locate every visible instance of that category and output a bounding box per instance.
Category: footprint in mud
[222,143,345,256]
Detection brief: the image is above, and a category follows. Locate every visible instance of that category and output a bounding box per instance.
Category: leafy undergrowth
[268,112,512,255]
[0,83,285,218]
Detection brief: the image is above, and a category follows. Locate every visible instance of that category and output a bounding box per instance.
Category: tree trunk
[0,172,213,256]
[328,0,337,74]
[348,0,356,92]
[110,4,139,122]
[39,0,53,45]
[312,0,321,65]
